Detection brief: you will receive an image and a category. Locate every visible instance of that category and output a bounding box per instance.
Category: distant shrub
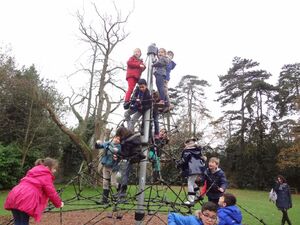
[0,144,23,189]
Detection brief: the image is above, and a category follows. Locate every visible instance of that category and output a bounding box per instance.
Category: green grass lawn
[1,185,299,225]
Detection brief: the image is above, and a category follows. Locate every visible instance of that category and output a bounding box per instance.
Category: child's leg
[124,109,135,129]
[163,80,169,106]
[12,209,30,225]
[153,110,159,136]
[128,111,143,131]
[125,77,137,102]
[111,171,118,190]
[155,75,165,102]
[102,166,111,190]
[187,175,198,203]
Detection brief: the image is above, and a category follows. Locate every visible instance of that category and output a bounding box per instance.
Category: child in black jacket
[124,78,152,132]
[177,138,206,205]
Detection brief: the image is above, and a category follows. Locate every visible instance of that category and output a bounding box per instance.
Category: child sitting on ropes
[123,48,146,110]
[148,128,170,182]
[217,193,243,225]
[168,201,218,225]
[95,136,121,204]
[204,157,228,205]
[114,126,145,200]
[176,138,207,205]
[124,78,152,133]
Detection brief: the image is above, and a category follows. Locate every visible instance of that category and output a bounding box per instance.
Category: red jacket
[126,56,146,80]
[4,165,62,222]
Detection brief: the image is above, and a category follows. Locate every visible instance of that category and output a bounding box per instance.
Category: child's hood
[23,165,54,181]
[218,206,242,223]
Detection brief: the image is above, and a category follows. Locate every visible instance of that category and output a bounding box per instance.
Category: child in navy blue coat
[95,136,121,204]
[218,193,242,225]
[177,138,206,205]
[168,201,218,225]
[204,157,228,205]
[274,175,292,225]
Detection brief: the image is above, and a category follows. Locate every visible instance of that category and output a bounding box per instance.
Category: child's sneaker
[123,101,130,110]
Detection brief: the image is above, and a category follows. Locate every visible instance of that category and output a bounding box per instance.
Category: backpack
[269,188,277,203]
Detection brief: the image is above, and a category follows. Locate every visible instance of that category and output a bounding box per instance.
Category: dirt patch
[1,211,168,225]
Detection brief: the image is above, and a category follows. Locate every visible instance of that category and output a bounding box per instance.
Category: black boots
[99,189,110,204]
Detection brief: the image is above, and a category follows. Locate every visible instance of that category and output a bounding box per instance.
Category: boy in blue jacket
[95,136,121,204]
[168,201,218,225]
[218,193,242,225]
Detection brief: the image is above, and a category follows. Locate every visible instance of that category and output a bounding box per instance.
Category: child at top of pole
[124,48,146,110]
[164,50,176,111]
[152,48,170,110]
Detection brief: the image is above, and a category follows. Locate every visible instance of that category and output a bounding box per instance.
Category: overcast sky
[1,0,300,125]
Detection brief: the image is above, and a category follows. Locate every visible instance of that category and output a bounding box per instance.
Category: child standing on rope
[152,48,170,108]
[176,138,206,205]
[124,78,152,132]
[168,201,218,225]
[204,157,228,205]
[4,158,64,225]
[124,48,146,110]
[217,193,243,225]
[95,136,121,204]
[164,50,176,112]
[114,126,145,200]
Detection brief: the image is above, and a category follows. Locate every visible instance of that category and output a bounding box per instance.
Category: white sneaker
[184,200,194,205]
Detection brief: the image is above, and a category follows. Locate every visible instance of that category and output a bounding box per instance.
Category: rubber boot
[100,189,110,204]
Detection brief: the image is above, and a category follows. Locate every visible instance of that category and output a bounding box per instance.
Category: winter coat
[95,141,121,170]
[178,146,206,177]
[205,168,228,200]
[119,132,144,163]
[218,206,243,225]
[4,165,62,222]
[152,56,170,77]
[126,56,146,80]
[130,87,152,113]
[165,60,176,81]
[274,182,292,209]
[168,213,204,225]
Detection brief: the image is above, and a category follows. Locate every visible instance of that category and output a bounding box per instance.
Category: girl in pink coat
[123,48,146,109]
[4,157,64,224]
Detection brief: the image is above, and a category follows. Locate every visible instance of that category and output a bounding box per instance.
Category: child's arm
[152,57,170,67]
[127,57,143,68]
[218,170,228,192]
[95,140,104,149]
[42,175,63,208]
[168,213,197,225]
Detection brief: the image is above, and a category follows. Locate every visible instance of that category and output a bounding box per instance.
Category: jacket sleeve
[152,57,169,67]
[127,57,142,68]
[167,61,176,71]
[42,175,62,208]
[219,170,228,190]
[141,90,152,112]
[287,185,292,208]
[168,213,196,225]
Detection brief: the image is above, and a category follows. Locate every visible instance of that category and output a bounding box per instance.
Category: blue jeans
[155,74,165,101]
[12,209,29,225]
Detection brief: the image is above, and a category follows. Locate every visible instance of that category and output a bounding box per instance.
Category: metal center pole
[135,44,157,225]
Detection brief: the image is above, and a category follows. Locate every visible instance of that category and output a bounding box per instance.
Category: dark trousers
[281,209,292,225]
[207,197,219,206]
[12,209,30,225]
[155,74,165,101]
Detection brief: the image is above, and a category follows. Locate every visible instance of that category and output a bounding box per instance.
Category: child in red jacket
[4,157,64,225]
[124,48,146,109]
